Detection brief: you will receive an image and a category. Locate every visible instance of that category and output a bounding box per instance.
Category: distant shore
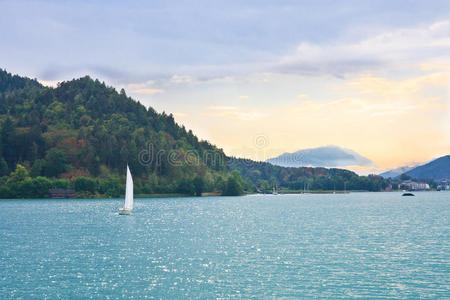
[1,190,443,200]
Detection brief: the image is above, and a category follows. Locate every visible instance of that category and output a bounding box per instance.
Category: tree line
[0,69,396,199]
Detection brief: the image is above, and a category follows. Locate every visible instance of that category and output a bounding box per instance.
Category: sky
[1,0,449,174]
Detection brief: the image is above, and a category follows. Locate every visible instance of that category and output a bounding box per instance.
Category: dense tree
[43,148,68,177]
[7,164,29,185]
[30,177,52,198]
[0,69,394,198]
[0,157,8,176]
[223,176,243,196]
[193,176,205,196]
[228,158,390,192]
[74,176,96,194]
[30,159,45,177]
[177,178,195,195]
[399,173,412,181]
[1,116,16,170]
[98,177,122,197]
[223,171,244,196]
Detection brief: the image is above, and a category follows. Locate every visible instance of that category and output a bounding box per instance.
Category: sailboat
[119,165,133,215]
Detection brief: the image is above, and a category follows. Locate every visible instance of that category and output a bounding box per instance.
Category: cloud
[31,19,450,85]
[123,19,450,83]
[172,112,188,118]
[419,61,450,71]
[275,71,449,168]
[275,20,450,77]
[205,106,238,111]
[37,79,59,87]
[170,75,195,84]
[126,80,155,88]
[203,106,265,121]
[297,94,308,99]
[289,72,449,120]
[134,89,163,94]
[239,95,249,99]
[346,72,450,100]
[36,64,147,86]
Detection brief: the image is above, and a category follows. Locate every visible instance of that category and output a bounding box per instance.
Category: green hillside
[228,158,388,192]
[0,69,391,198]
[0,69,249,197]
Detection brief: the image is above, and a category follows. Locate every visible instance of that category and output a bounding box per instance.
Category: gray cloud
[1,1,449,85]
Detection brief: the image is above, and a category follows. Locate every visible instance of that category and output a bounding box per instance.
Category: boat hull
[118,208,131,215]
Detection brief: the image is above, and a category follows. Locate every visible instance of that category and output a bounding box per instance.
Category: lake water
[0,192,449,298]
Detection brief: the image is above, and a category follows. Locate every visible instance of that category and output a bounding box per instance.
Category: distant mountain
[266,145,375,168]
[379,164,418,179]
[228,157,388,192]
[403,155,450,180]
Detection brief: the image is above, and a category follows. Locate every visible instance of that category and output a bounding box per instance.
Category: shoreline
[0,190,444,200]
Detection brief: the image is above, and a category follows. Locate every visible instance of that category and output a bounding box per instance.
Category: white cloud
[123,20,450,84]
[204,106,265,121]
[127,80,155,88]
[38,79,59,87]
[172,112,188,118]
[205,105,238,111]
[134,88,163,94]
[276,20,450,76]
[170,74,195,84]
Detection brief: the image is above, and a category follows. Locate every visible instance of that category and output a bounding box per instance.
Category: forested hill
[0,68,241,197]
[0,69,392,198]
[404,155,450,180]
[228,158,388,192]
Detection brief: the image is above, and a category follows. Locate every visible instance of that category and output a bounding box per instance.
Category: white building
[437,179,450,191]
[399,180,430,191]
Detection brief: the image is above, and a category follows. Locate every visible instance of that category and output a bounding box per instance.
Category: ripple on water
[0,192,449,298]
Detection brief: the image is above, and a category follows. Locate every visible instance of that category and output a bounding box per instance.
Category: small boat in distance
[272,185,279,195]
[402,192,414,196]
[119,165,134,215]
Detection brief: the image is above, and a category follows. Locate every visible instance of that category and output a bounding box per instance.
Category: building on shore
[398,180,430,191]
[437,179,450,191]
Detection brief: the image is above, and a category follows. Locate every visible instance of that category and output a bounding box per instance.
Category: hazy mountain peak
[266,145,375,168]
[379,163,422,178]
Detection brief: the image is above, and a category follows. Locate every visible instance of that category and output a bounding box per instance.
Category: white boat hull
[118,207,131,215]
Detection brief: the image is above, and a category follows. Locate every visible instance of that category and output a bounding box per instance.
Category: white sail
[124,165,133,210]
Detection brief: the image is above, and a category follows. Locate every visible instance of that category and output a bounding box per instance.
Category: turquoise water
[0,192,449,298]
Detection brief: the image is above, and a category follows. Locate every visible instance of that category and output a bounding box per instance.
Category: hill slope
[0,69,392,197]
[379,165,417,179]
[228,157,388,192]
[0,68,236,197]
[404,155,450,180]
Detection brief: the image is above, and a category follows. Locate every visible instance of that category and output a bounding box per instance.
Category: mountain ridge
[379,164,419,179]
[403,155,450,180]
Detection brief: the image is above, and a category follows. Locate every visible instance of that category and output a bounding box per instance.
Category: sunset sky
[1,0,449,173]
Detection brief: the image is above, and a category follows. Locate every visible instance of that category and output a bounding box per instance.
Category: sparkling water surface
[1,192,449,298]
